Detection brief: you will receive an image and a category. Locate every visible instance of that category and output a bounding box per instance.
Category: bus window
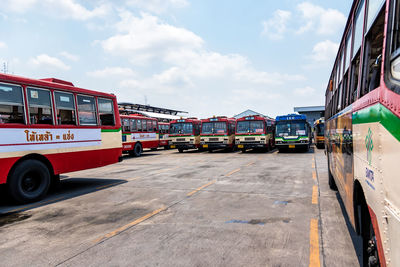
[55,91,76,125]
[27,87,53,125]
[0,83,25,124]
[77,95,97,125]
[361,2,385,96]
[131,119,137,132]
[137,119,142,131]
[98,98,115,126]
[123,119,130,132]
[152,120,157,131]
[141,120,146,132]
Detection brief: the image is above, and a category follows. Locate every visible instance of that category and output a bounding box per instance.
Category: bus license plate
[289,145,295,148]
[203,144,208,148]
[170,145,176,148]
[238,145,244,148]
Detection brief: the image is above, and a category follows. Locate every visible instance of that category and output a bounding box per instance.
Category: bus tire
[178,148,184,153]
[328,159,338,190]
[164,146,169,150]
[131,143,143,157]
[7,159,51,204]
[151,147,157,151]
[361,199,380,267]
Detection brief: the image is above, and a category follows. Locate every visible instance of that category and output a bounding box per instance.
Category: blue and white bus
[275,114,311,152]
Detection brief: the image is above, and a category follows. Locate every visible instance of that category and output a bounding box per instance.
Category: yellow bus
[325,0,400,265]
[313,118,325,149]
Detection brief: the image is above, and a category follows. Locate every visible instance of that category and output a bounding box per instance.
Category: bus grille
[245,137,256,141]
[209,138,219,141]
[176,138,186,141]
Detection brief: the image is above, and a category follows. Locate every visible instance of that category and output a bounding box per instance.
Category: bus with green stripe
[169,118,201,153]
[275,114,311,152]
[121,114,159,157]
[200,116,236,152]
[325,0,400,265]
[235,115,275,152]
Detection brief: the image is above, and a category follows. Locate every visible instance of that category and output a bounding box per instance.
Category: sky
[0,0,353,118]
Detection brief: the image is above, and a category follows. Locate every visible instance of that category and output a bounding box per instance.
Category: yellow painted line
[312,185,318,204]
[312,161,315,169]
[245,162,255,167]
[96,181,125,190]
[225,168,241,177]
[312,171,316,180]
[187,180,216,197]
[309,219,321,267]
[126,176,141,182]
[93,207,166,244]
[7,196,65,213]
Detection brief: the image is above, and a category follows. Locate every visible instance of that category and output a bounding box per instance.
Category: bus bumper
[275,143,309,149]
[170,144,197,150]
[236,143,266,149]
[202,143,232,149]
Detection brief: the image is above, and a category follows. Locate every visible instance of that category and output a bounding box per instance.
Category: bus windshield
[276,121,307,136]
[201,122,227,134]
[315,124,325,136]
[170,122,193,134]
[236,121,264,134]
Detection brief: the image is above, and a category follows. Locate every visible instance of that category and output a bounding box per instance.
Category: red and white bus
[169,118,201,153]
[200,116,236,152]
[121,114,159,156]
[0,74,122,203]
[235,115,275,152]
[325,0,400,265]
[158,122,170,149]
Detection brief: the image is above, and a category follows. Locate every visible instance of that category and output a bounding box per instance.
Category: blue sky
[0,0,352,118]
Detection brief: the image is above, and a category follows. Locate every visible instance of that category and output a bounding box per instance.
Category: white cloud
[294,86,316,96]
[311,40,339,63]
[87,67,136,78]
[29,54,70,70]
[296,2,346,35]
[100,11,306,117]
[101,12,203,65]
[127,0,188,14]
[1,0,110,20]
[0,41,6,49]
[60,51,79,61]
[262,10,291,40]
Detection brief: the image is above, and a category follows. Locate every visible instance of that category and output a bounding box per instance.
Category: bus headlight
[392,56,400,80]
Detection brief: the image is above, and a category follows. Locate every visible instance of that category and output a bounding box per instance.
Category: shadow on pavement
[277,146,315,154]
[335,191,363,266]
[0,177,127,216]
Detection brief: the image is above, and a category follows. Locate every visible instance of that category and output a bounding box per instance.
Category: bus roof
[0,73,116,99]
[275,114,307,121]
[236,115,275,122]
[201,116,236,123]
[120,114,158,121]
[170,118,201,124]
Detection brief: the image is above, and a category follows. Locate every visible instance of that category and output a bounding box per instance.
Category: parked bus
[313,118,325,149]
[275,114,311,152]
[158,122,170,149]
[325,1,400,265]
[0,74,122,203]
[169,118,201,153]
[235,115,275,152]
[121,114,159,156]
[200,116,236,152]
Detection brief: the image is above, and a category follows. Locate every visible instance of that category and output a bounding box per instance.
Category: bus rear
[158,122,170,149]
[313,118,325,149]
[275,114,311,152]
[235,115,275,152]
[169,118,201,153]
[200,116,236,152]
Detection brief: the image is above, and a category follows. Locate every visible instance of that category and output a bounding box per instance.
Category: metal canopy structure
[118,102,188,122]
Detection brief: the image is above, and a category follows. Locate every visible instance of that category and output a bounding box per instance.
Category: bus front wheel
[131,143,143,157]
[327,158,337,190]
[178,148,184,153]
[7,159,51,204]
